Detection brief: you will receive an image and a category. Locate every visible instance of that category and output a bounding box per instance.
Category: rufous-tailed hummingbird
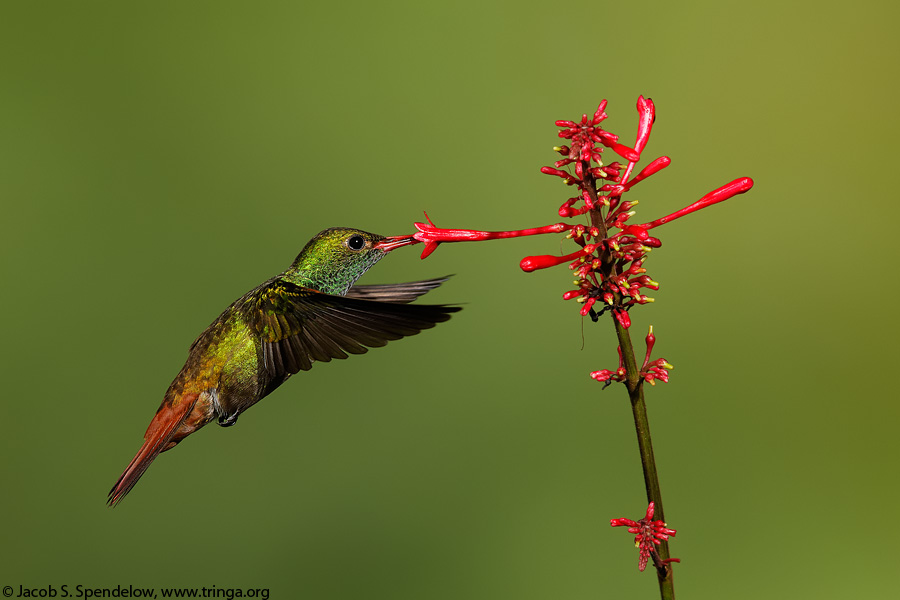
[108,227,457,506]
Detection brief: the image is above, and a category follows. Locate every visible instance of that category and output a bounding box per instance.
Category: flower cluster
[610,502,678,572]
[590,326,672,387]
[534,97,752,330]
[407,97,751,392]
[412,96,753,332]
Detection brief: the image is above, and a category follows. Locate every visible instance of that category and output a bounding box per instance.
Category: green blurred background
[2,0,897,597]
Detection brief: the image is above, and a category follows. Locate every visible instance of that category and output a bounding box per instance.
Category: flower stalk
[611,502,679,574]
[395,96,752,599]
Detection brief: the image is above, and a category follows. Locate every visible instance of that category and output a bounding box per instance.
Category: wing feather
[249,279,459,377]
[345,277,452,303]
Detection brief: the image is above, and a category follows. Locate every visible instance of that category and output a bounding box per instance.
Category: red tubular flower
[399,97,752,343]
[638,177,754,230]
[540,166,581,185]
[619,95,656,184]
[639,326,672,386]
[603,140,641,163]
[642,326,656,366]
[413,213,573,259]
[590,346,626,384]
[590,369,619,383]
[610,502,678,572]
[613,308,631,329]
[580,296,597,317]
[622,156,671,191]
[633,95,656,157]
[520,247,590,272]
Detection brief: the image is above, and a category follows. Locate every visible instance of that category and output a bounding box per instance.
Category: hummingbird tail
[107,393,200,507]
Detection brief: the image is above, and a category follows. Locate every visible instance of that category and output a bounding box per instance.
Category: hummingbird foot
[206,388,239,427]
[217,413,239,427]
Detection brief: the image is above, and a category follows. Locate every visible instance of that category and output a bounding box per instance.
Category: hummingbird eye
[346,234,366,251]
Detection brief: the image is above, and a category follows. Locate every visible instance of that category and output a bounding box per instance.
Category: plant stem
[583,167,674,599]
[614,319,674,599]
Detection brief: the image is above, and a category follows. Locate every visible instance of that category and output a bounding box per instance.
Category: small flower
[591,326,673,387]
[640,326,673,386]
[590,346,626,388]
[610,502,678,572]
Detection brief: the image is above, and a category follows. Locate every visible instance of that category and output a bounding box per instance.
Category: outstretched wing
[248,279,460,377]
[345,276,453,303]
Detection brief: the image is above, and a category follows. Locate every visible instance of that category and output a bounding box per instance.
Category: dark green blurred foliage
[2,1,898,598]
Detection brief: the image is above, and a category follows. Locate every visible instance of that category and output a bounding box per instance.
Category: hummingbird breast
[169,307,269,431]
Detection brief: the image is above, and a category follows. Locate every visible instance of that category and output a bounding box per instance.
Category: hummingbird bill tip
[375,235,420,252]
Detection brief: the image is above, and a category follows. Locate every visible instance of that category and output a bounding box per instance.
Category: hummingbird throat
[283,245,386,296]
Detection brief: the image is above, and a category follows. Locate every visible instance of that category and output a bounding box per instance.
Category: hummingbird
[108,227,457,506]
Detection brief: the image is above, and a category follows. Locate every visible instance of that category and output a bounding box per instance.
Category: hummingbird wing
[345,276,452,303]
[249,280,460,376]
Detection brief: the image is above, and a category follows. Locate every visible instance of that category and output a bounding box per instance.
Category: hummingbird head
[285,228,419,295]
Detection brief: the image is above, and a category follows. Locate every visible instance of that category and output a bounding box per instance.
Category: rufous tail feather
[107,393,199,507]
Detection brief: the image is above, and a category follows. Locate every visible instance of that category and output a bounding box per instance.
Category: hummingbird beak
[374,234,420,252]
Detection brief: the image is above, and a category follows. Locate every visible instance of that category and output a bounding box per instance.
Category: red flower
[640,326,673,386]
[412,214,572,259]
[610,502,678,572]
[409,97,752,332]
[590,346,626,385]
[591,326,672,387]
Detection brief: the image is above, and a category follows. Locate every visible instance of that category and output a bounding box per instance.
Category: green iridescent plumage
[283,228,388,294]
[108,228,458,506]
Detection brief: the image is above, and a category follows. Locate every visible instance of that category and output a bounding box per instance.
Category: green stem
[613,319,674,599]
[582,167,674,599]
